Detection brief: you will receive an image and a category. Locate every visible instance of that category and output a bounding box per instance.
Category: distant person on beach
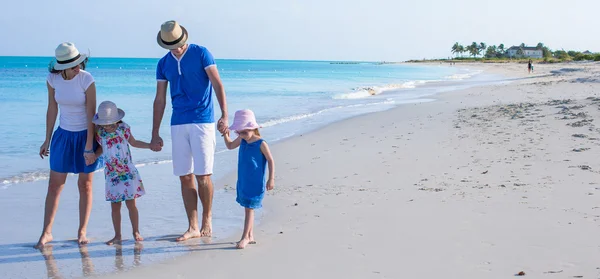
[36,42,100,248]
[222,109,275,249]
[150,20,229,241]
[528,59,532,74]
[93,101,149,245]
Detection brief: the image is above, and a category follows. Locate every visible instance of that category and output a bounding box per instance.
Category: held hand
[266,178,275,191]
[217,115,228,134]
[39,141,49,159]
[83,152,96,166]
[150,136,163,152]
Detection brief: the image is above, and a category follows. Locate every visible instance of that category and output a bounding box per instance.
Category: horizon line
[0,55,404,64]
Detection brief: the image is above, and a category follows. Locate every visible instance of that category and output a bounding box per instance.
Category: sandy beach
[92,62,600,279]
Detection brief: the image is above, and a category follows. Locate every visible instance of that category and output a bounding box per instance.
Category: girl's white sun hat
[93,101,125,125]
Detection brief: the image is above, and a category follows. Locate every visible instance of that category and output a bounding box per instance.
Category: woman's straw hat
[52,42,88,70]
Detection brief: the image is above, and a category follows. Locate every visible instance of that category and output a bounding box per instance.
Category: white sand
[102,62,600,278]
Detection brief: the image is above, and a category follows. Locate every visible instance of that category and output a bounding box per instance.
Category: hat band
[161,32,185,46]
[57,54,81,64]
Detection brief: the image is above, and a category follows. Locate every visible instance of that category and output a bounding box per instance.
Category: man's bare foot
[106,235,122,245]
[236,237,251,249]
[78,232,90,246]
[175,229,201,242]
[133,232,144,242]
[199,218,212,237]
[35,232,53,249]
[248,234,256,245]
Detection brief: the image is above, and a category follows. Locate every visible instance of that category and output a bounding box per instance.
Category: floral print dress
[96,122,145,202]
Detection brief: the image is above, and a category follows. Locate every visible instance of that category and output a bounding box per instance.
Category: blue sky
[1,0,597,61]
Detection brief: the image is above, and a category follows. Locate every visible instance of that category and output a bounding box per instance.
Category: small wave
[1,170,50,186]
[261,106,342,128]
[333,81,430,100]
[444,70,482,80]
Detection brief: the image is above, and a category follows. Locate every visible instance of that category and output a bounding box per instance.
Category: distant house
[506,46,543,58]
[582,50,595,55]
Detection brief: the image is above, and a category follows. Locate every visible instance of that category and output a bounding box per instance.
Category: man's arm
[206,66,228,132]
[151,81,167,151]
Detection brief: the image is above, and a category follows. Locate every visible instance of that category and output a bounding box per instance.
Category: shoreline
[101,61,600,278]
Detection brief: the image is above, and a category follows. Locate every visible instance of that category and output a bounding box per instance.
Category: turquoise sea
[0,57,466,186]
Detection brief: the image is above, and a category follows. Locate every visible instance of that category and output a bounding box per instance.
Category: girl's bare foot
[35,232,53,249]
[78,231,90,246]
[133,232,144,242]
[236,237,251,249]
[106,235,122,245]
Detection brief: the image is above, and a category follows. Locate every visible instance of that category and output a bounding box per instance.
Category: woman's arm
[84,83,97,151]
[45,82,58,143]
[260,141,275,190]
[40,82,58,158]
[83,83,97,165]
[223,131,242,150]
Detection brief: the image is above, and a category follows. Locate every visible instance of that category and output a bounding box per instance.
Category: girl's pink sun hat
[228,109,261,132]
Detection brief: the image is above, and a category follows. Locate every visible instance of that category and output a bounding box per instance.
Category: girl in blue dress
[223,109,275,249]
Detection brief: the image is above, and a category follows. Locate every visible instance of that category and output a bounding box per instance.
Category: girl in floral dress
[93,101,149,245]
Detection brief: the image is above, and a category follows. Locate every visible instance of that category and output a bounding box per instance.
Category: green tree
[457,45,465,57]
[536,42,552,58]
[479,42,487,57]
[554,50,570,60]
[485,45,498,58]
[497,44,505,57]
[517,47,524,57]
[468,42,480,58]
[451,42,462,58]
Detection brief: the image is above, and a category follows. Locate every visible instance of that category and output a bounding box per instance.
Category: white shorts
[171,123,216,176]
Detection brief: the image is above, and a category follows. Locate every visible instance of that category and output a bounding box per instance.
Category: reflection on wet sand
[39,242,144,278]
[40,245,95,278]
[113,243,144,272]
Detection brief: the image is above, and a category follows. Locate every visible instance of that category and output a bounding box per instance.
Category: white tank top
[47,70,95,132]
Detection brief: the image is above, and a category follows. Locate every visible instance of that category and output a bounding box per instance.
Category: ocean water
[0,56,488,278]
[0,57,467,186]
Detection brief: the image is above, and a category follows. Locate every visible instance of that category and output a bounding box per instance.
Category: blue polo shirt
[156,44,216,125]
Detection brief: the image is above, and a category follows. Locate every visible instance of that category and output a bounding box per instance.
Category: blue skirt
[50,127,100,174]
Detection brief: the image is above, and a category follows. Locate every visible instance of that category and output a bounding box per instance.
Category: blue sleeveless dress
[236,139,267,209]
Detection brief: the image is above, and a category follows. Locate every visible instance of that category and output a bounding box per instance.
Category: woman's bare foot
[106,235,122,246]
[78,231,90,246]
[35,232,53,249]
[176,229,201,242]
[133,232,144,242]
[236,237,251,249]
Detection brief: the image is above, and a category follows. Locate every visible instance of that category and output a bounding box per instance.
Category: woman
[35,42,100,248]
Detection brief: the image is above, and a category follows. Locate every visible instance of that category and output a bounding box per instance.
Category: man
[151,20,228,241]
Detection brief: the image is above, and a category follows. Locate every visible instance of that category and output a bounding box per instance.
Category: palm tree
[479,42,487,58]
[451,42,461,58]
[457,45,465,58]
[469,42,479,58]
[498,44,505,56]
[486,45,497,58]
